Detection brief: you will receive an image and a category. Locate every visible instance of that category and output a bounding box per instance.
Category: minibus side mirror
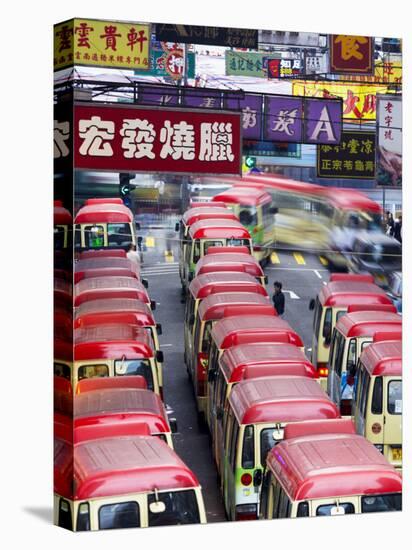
[169,418,178,433]
[149,501,166,514]
[156,350,164,363]
[156,323,162,335]
[142,278,149,289]
[150,300,156,311]
[264,276,268,285]
[216,406,224,420]
[309,298,315,311]
[253,469,263,487]
[175,222,180,232]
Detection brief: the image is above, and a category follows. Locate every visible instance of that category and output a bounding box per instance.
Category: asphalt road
[140,227,329,522]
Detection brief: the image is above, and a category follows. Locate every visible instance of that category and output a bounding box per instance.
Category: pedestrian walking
[126,243,141,264]
[385,211,394,236]
[272,281,285,317]
[393,215,402,243]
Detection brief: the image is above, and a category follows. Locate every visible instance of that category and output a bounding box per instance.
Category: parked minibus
[195,250,268,287]
[309,273,394,385]
[74,298,162,351]
[54,200,72,250]
[78,249,127,260]
[212,187,275,262]
[184,272,268,367]
[72,324,165,397]
[74,385,177,447]
[74,276,155,310]
[74,257,145,284]
[74,198,137,251]
[54,436,207,530]
[327,308,401,415]
[211,343,318,475]
[189,293,275,418]
[353,338,402,469]
[221,376,339,520]
[261,419,402,519]
[183,219,253,292]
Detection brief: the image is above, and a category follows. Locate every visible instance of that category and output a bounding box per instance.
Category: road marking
[164,251,175,262]
[314,270,323,279]
[270,252,280,264]
[266,267,328,272]
[322,281,327,285]
[319,256,329,266]
[283,290,300,299]
[160,344,174,348]
[293,252,306,265]
[145,236,155,247]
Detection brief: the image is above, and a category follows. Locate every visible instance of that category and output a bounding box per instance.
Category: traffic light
[119,173,133,204]
[245,156,257,169]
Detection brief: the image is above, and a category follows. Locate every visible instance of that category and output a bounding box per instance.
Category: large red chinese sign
[74,104,242,175]
[330,35,373,74]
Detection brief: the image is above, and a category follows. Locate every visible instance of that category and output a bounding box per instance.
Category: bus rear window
[114,359,154,391]
[148,490,200,526]
[361,494,402,513]
[99,501,140,529]
[78,364,109,381]
[388,381,402,415]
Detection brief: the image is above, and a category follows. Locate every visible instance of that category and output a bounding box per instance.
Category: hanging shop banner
[224,94,263,140]
[317,131,375,179]
[134,42,196,80]
[74,104,242,175]
[225,51,270,78]
[155,23,258,49]
[264,96,342,144]
[376,95,402,186]
[266,58,303,79]
[292,81,390,120]
[329,35,374,74]
[336,58,402,84]
[243,140,301,158]
[54,18,151,71]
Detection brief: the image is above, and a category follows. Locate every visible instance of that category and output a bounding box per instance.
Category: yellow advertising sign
[292,81,390,120]
[54,18,150,71]
[335,60,402,84]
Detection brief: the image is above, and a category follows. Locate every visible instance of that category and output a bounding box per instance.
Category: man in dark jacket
[272,281,285,317]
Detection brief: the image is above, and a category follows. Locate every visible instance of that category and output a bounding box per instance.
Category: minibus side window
[313,298,321,334]
[260,429,279,466]
[99,502,140,529]
[316,503,354,516]
[297,502,309,517]
[74,224,81,249]
[260,471,272,518]
[224,410,233,450]
[201,321,213,353]
[334,333,345,376]
[58,498,72,530]
[371,377,383,414]
[193,240,201,263]
[272,482,282,518]
[54,362,71,380]
[76,503,90,531]
[359,373,370,419]
[242,426,255,469]
[353,367,365,416]
[388,381,402,415]
[347,338,357,375]
[322,307,332,342]
[278,488,292,518]
[78,364,109,381]
[361,494,402,513]
[230,420,240,471]
[220,378,228,410]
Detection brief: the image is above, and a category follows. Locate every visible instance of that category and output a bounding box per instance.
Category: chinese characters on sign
[74,105,242,175]
[225,51,270,78]
[155,23,258,48]
[330,34,373,74]
[267,58,303,79]
[224,94,263,140]
[376,95,402,186]
[54,18,150,71]
[317,131,375,179]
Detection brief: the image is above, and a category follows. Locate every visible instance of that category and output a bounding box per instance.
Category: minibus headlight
[374,444,384,453]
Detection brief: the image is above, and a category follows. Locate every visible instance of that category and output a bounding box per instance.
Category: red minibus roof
[329,274,375,283]
[212,315,304,349]
[54,412,73,445]
[74,324,154,360]
[74,388,169,442]
[323,188,382,212]
[346,304,397,314]
[73,436,199,499]
[267,433,401,501]
[336,311,402,338]
[359,340,402,377]
[189,200,227,208]
[78,267,139,281]
[206,246,251,255]
[201,174,326,195]
[182,207,238,226]
[189,272,268,300]
[188,219,251,240]
[79,249,127,259]
[74,276,150,306]
[373,331,402,343]
[75,258,140,283]
[75,298,155,326]
[195,253,263,278]
[229,376,338,425]
[284,418,356,440]
[220,343,316,383]
[55,338,74,362]
[75,202,134,223]
[54,204,73,225]
[76,376,148,393]
[198,293,273,322]
[213,187,272,206]
[319,281,392,307]
[54,437,74,499]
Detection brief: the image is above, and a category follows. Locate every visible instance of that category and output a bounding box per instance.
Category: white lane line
[322,281,327,285]
[160,344,174,348]
[314,270,323,279]
[283,290,300,300]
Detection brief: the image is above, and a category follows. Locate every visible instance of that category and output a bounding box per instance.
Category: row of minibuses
[54,199,207,530]
[308,273,402,469]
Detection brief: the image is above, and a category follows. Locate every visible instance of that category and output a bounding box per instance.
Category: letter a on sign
[309,107,336,142]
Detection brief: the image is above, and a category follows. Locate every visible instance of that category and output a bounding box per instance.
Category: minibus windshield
[388,381,402,414]
[114,359,154,390]
[148,490,200,526]
[361,494,401,513]
[85,225,105,248]
[99,501,140,529]
[78,364,109,380]
[108,223,133,247]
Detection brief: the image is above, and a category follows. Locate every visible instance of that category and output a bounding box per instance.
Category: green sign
[134,49,195,79]
[225,51,274,78]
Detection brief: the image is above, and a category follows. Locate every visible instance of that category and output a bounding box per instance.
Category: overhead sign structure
[376,95,402,186]
[54,18,151,71]
[292,81,390,120]
[317,131,375,179]
[330,34,374,74]
[73,103,242,175]
[155,23,258,49]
